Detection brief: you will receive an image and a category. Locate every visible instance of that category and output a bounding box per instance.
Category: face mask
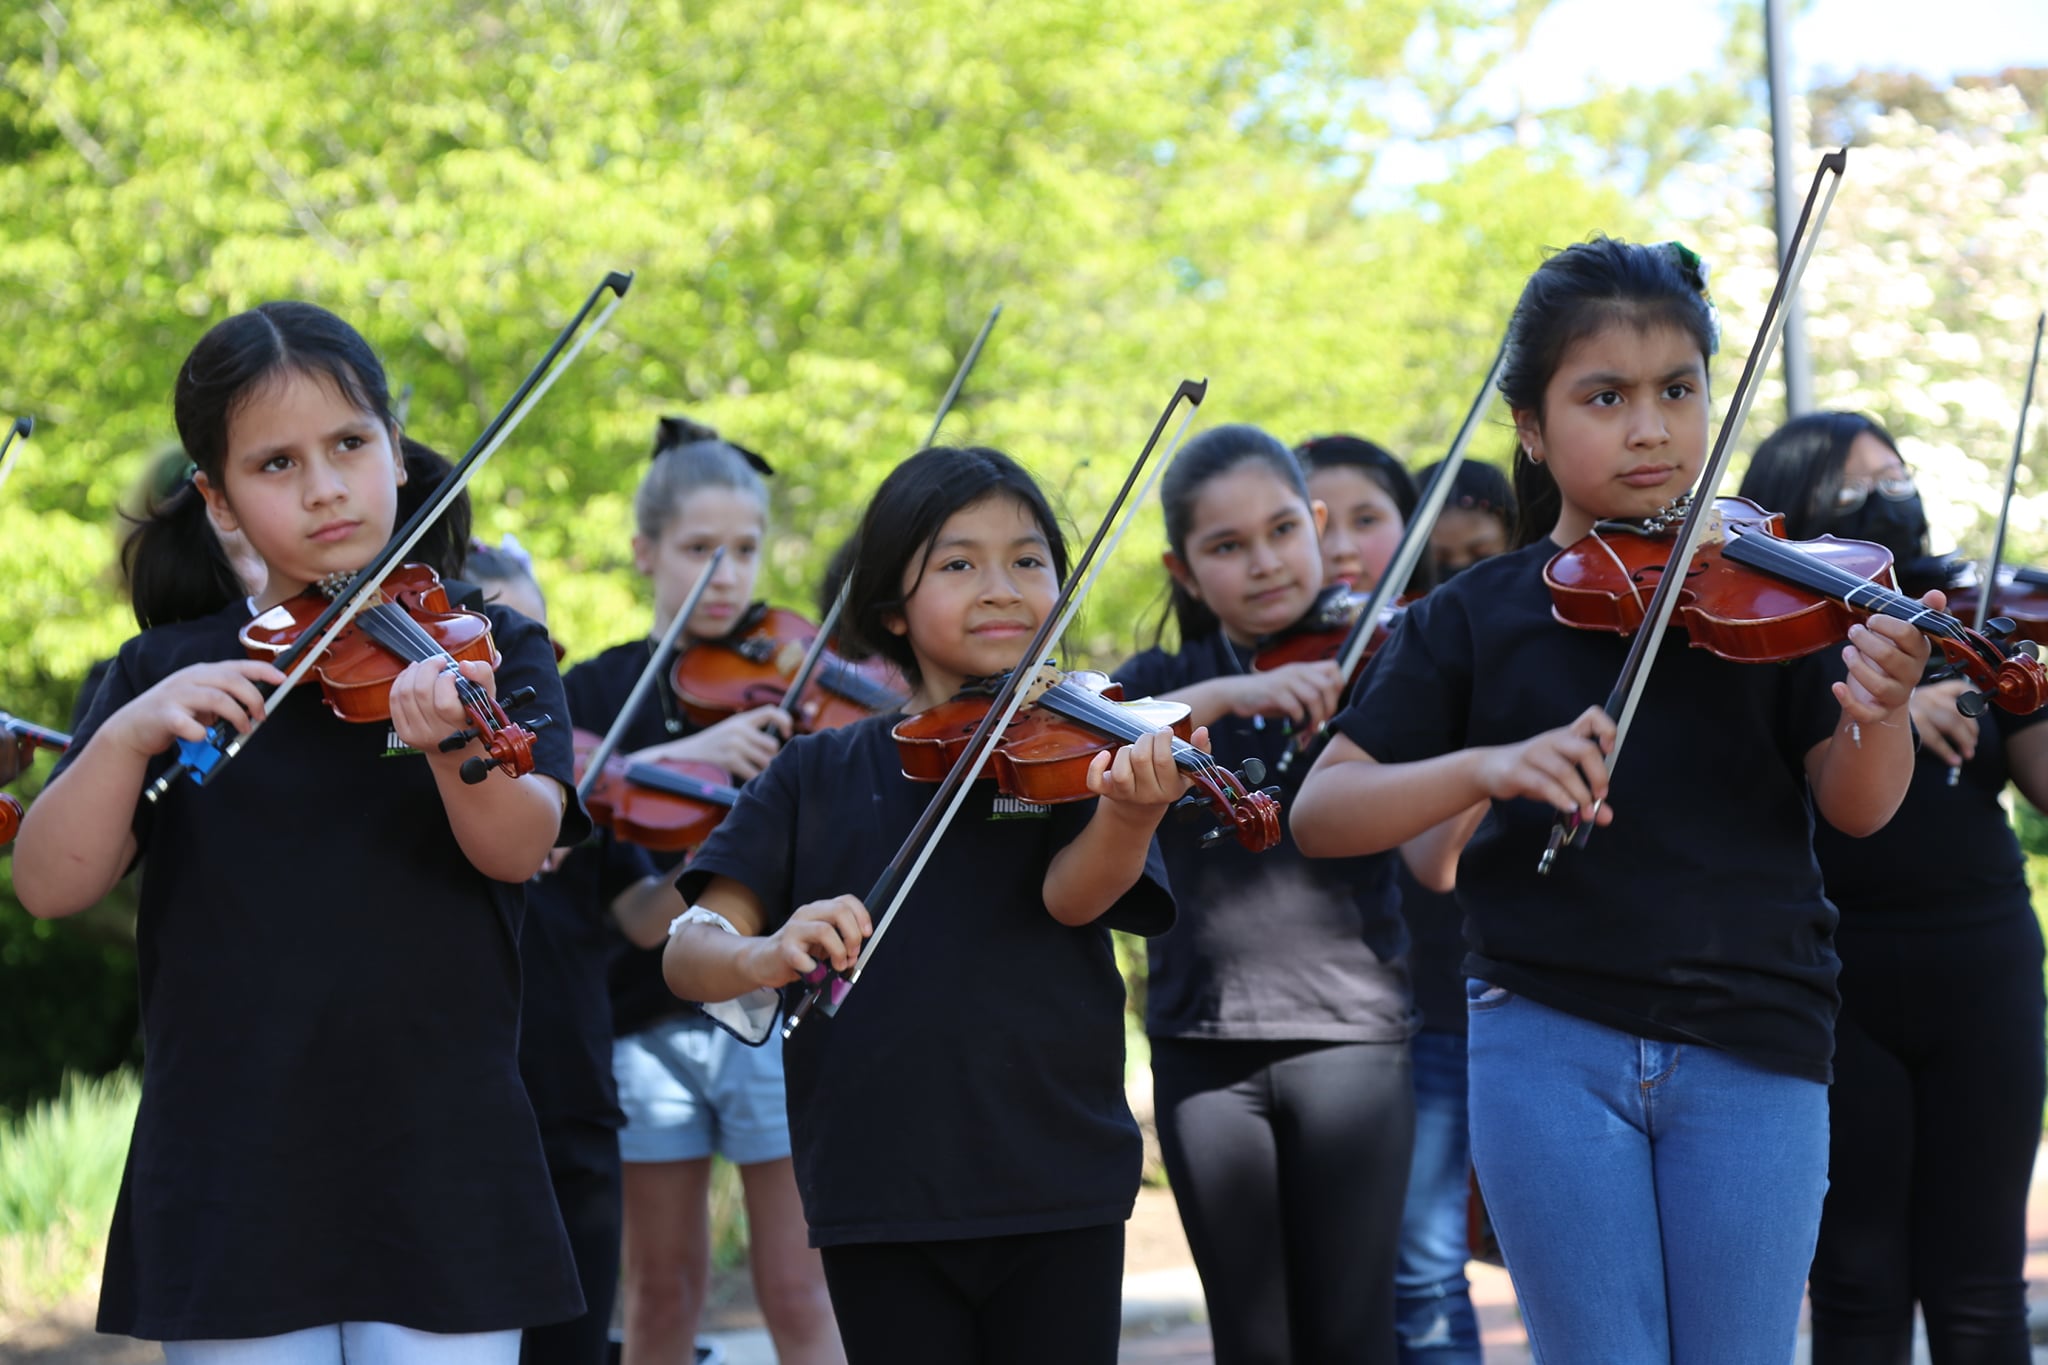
[1832,491,1927,564]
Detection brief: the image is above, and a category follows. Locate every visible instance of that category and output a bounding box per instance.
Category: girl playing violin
[663,446,1180,1365]
[1112,423,1416,1364]
[13,302,586,1362]
[559,419,838,1365]
[1741,412,2048,1365]
[1296,433,1423,593]
[1291,238,1934,1363]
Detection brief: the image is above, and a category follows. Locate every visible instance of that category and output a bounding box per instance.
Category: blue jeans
[1394,1029,1482,1364]
[1465,981,1828,1365]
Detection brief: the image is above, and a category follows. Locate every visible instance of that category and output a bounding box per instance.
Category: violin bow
[0,711,73,755]
[1538,150,1847,873]
[1972,311,2047,634]
[0,416,33,499]
[778,377,1208,1040]
[574,547,727,803]
[145,270,634,802]
[1275,331,1512,782]
[779,304,1004,714]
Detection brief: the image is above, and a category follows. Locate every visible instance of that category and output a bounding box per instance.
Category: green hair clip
[1657,240,1720,356]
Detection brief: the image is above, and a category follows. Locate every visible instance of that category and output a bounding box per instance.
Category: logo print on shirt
[382,727,422,759]
[988,794,1051,821]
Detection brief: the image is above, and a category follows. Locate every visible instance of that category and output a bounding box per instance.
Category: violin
[0,710,71,846]
[241,562,548,783]
[574,727,738,852]
[1251,585,1408,678]
[670,604,909,732]
[892,666,1283,851]
[1939,565,2048,649]
[1546,496,2048,716]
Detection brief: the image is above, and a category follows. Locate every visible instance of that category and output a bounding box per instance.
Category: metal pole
[1765,0,1815,417]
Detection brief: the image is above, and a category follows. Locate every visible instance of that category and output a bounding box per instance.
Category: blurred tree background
[1,0,2045,1115]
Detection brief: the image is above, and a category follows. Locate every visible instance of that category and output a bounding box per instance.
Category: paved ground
[11,1149,2048,1364]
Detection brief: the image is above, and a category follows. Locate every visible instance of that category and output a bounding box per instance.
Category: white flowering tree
[1672,81,2048,564]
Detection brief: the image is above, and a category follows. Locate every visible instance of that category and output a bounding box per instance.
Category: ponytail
[122,477,247,629]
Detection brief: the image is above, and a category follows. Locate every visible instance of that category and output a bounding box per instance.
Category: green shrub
[0,1071,139,1324]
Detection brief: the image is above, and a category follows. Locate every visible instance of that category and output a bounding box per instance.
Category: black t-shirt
[676,713,1174,1248]
[72,656,114,732]
[1813,698,2047,928]
[1114,635,1415,1042]
[564,639,701,1038]
[1335,539,1848,1083]
[520,832,655,1132]
[56,600,587,1340]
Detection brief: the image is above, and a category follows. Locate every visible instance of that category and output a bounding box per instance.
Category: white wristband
[668,905,781,1047]
[671,905,742,938]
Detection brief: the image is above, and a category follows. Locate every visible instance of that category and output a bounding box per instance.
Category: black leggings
[1152,1037,1414,1365]
[820,1223,1124,1365]
[1809,906,2046,1365]
[521,1121,623,1365]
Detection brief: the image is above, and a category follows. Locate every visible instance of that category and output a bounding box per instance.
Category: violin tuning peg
[1957,690,1990,719]
[1989,617,2018,641]
[503,686,538,709]
[2017,641,2041,661]
[1169,793,1211,825]
[458,755,494,785]
[1237,757,1267,787]
[438,728,479,754]
[524,712,556,733]
[1199,825,1230,849]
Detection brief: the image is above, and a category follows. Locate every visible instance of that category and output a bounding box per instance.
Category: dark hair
[841,446,1069,687]
[636,416,770,542]
[1298,432,1439,596]
[813,533,880,659]
[121,452,246,629]
[1296,434,1420,522]
[1417,457,1516,525]
[1499,238,1720,547]
[127,302,397,627]
[1737,412,1902,541]
[397,436,473,581]
[1154,424,1310,644]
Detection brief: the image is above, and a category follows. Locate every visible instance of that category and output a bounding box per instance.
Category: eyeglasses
[1829,473,1916,513]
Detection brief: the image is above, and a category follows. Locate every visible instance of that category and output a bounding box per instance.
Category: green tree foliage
[1,0,1644,1105]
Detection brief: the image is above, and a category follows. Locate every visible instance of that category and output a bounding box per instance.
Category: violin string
[1723,532,1966,645]
[1042,680,1233,784]
[358,605,502,727]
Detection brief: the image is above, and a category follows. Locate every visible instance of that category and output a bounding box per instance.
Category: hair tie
[651,414,775,477]
[1656,240,1721,356]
